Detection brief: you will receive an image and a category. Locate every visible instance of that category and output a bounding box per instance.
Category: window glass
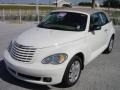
[90,13,103,26]
[38,12,87,31]
[99,12,109,25]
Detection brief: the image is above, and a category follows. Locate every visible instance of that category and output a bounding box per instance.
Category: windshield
[38,12,87,31]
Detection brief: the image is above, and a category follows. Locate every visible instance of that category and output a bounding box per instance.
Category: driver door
[86,12,107,60]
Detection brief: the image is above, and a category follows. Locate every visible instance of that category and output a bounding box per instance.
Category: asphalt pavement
[0,21,120,90]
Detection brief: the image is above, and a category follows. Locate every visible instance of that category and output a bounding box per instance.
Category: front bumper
[4,50,66,85]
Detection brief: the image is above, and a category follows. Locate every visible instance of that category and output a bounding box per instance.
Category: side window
[90,13,103,27]
[99,12,109,25]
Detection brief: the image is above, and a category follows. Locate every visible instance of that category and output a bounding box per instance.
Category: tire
[61,55,82,87]
[103,36,114,54]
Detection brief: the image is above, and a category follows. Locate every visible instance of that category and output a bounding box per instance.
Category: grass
[0,4,56,17]
[0,4,55,10]
[104,10,120,17]
[111,11,120,17]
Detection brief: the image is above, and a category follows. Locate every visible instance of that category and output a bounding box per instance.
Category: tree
[56,0,57,7]
[92,0,95,8]
[78,2,92,7]
[79,0,100,8]
[103,0,120,8]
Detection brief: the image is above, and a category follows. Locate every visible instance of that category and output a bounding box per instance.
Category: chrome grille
[9,41,36,62]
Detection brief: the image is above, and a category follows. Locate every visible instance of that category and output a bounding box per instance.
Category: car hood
[15,27,86,48]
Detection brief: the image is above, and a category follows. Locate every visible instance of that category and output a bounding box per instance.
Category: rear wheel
[104,36,114,54]
[61,56,82,87]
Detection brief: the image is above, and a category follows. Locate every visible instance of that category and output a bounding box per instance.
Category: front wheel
[103,36,114,54]
[61,56,82,87]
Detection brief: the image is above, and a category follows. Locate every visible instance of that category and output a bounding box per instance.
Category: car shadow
[0,60,51,90]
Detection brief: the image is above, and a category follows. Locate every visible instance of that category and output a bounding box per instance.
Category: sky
[0,0,104,4]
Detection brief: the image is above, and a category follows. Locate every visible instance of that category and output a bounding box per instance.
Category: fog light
[43,77,52,82]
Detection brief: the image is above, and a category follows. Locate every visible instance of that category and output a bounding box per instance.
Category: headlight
[41,53,68,65]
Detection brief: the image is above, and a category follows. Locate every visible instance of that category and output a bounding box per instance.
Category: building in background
[53,0,72,7]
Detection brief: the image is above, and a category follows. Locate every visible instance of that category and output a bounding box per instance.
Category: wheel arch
[73,52,85,70]
[61,52,85,86]
[112,34,115,39]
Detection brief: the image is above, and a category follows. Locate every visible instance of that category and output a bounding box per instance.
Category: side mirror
[90,25,101,31]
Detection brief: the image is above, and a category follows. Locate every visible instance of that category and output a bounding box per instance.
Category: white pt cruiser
[4,9,115,87]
